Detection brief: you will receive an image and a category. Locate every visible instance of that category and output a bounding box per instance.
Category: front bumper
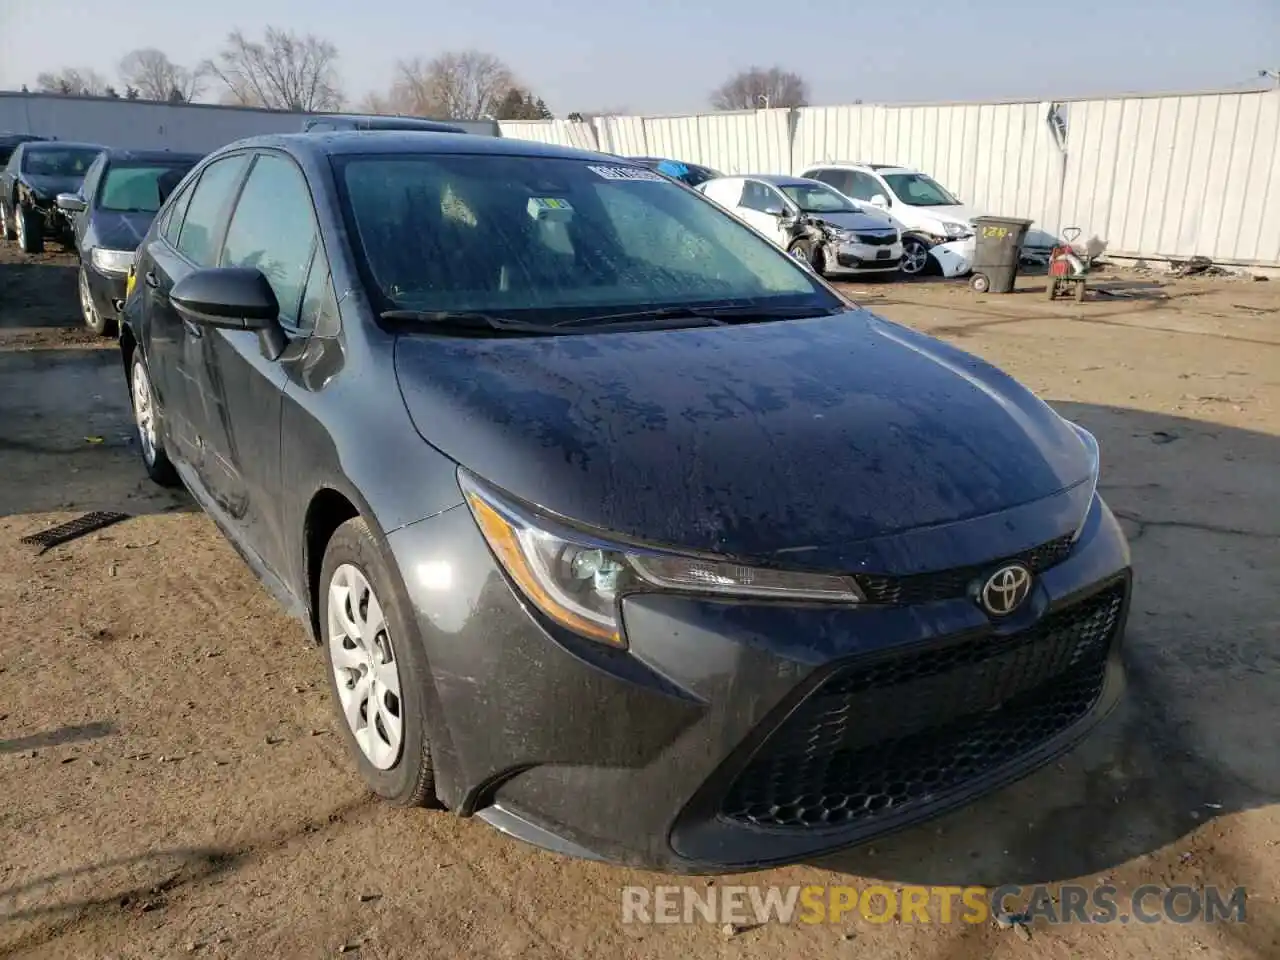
[930,237,975,277]
[832,238,904,274]
[386,486,1131,872]
[84,260,129,318]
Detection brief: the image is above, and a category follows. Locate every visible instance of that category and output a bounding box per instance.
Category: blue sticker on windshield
[587,165,665,182]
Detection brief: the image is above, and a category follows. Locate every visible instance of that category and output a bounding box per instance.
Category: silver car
[698,174,904,277]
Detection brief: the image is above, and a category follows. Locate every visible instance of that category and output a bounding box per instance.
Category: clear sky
[1,0,1275,115]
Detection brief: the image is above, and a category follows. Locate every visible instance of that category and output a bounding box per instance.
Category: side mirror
[171,267,288,360]
[870,194,889,209]
[57,193,86,213]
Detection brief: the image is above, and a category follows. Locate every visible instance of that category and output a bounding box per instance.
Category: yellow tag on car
[125,265,136,298]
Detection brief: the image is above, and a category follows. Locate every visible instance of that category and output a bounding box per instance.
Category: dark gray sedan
[119,132,1131,873]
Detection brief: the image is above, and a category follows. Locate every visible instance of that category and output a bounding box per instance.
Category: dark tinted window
[847,171,885,202]
[21,146,101,176]
[739,180,786,213]
[176,154,249,266]
[219,154,317,322]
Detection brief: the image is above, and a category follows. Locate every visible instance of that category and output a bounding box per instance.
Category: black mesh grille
[721,582,1125,830]
[854,533,1075,606]
[854,232,897,246]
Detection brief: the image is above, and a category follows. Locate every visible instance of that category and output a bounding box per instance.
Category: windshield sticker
[586,165,666,182]
[527,197,575,221]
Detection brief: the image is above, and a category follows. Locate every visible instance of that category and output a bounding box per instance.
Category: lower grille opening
[721,582,1125,830]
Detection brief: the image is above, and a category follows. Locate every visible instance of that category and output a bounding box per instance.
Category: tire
[129,351,181,487]
[900,235,933,277]
[788,237,823,276]
[0,200,14,242]
[1045,278,1058,301]
[1074,280,1087,303]
[79,266,116,337]
[321,516,439,808]
[970,273,990,294]
[15,203,43,254]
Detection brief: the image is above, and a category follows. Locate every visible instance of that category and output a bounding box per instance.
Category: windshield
[98,162,197,213]
[336,154,837,323]
[779,182,856,213]
[882,173,960,207]
[22,147,101,177]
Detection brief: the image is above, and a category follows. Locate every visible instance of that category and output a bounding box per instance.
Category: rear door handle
[144,271,159,289]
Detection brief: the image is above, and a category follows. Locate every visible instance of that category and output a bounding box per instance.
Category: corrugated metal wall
[502,90,1280,267]
[6,90,1277,265]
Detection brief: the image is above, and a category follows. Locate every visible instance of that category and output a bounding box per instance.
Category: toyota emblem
[979,563,1033,617]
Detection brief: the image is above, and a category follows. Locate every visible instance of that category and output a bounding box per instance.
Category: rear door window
[175,154,250,267]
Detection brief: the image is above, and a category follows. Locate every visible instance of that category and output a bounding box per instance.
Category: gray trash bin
[969,216,1033,294]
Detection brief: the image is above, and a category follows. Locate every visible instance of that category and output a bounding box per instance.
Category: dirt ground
[1,244,1277,960]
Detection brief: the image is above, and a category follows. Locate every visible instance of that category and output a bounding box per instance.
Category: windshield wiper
[557,303,840,328]
[379,309,563,336]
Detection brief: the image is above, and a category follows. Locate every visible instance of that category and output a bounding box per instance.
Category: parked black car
[119,132,1131,873]
[56,149,204,335]
[0,133,50,166]
[302,114,502,137]
[631,156,721,187]
[0,140,104,253]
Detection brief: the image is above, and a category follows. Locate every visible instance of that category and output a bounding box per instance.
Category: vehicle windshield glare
[99,163,195,213]
[882,173,959,207]
[22,147,101,177]
[336,154,836,323]
[779,183,856,213]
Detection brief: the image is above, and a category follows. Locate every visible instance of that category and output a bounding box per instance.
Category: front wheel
[15,204,43,254]
[900,236,932,277]
[80,267,116,336]
[321,517,439,808]
[970,273,991,294]
[787,237,824,276]
[130,352,180,487]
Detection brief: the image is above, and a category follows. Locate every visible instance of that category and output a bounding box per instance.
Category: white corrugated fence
[498,90,1280,267]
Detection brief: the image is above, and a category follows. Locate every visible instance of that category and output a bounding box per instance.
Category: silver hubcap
[131,361,157,466]
[80,270,98,326]
[903,241,927,274]
[328,564,403,770]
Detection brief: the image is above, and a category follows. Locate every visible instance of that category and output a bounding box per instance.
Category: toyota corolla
[119,132,1131,872]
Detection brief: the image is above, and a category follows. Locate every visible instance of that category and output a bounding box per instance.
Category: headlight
[1064,419,1100,541]
[91,247,135,275]
[460,471,863,647]
[942,222,970,238]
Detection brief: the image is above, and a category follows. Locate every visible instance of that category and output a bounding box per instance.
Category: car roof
[100,148,204,164]
[216,131,624,164]
[750,174,829,188]
[804,161,915,173]
[22,140,105,152]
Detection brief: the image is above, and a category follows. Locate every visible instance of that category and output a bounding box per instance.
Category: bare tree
[391,51,515,119]
[710,67,809,110]
[35,68,109,97]
[119,48,205,102]
[205,27,343,111]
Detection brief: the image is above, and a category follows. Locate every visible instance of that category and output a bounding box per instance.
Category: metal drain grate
[20,511,131,552]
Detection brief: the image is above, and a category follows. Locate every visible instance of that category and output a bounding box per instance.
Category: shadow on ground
[815,403,1279,891]
[0,257,79,330]
[0,347,193,518]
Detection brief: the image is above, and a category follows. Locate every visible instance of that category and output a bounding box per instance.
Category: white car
[698,174,904,278]
[798,162,979,277]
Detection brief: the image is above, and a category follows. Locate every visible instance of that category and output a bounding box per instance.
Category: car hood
[394,310,1092,561]
[93,210,154,251]
[914,203,983,229]
[807,210,897,233]
[22,174,83,199]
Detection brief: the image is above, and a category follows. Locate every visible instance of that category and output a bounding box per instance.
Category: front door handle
[144,270,159,289]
